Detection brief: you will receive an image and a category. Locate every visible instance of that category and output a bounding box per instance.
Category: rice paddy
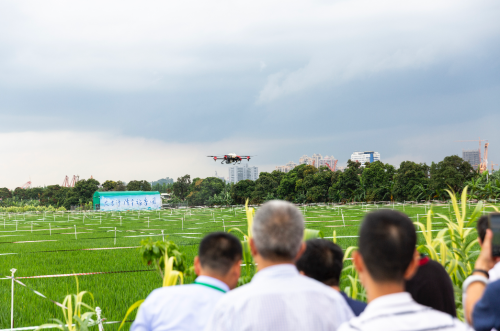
[0,202,495,330]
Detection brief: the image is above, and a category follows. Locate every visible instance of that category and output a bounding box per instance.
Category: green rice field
[0,202,495,330]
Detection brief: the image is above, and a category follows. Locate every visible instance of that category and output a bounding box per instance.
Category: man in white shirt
[131,232,242,331]
[339,210,471,331]
[205,200,354,331]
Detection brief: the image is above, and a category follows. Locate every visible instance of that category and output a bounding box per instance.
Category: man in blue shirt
[464,228,500,331]
[131,232,242,331]
[296,238,367,316]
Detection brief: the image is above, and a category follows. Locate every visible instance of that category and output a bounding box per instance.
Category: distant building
[276,161,298,173]
[350,151,381,166]
[280,154,337,171]
[214,172,226,182]
[228,163,259,184]
[152,177,174,185]
[462,150,480,170]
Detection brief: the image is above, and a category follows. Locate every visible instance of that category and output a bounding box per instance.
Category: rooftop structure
[462,150,480,170]
[350,151,380,166]
[228,163,259,184]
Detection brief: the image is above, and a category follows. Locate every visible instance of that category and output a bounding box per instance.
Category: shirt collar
[194,275,230,292]
[251,264,299,283]
[364,292,414,313]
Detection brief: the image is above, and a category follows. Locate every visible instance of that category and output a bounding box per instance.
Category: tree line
[2,155,498,209]
[0,179,154,209]
[169,155,499,205]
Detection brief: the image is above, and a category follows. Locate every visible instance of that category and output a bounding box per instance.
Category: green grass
[0,202,495,330]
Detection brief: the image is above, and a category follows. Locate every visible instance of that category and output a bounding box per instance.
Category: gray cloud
[0,0,499,186]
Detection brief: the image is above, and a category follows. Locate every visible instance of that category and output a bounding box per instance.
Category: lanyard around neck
[193,281,227,293]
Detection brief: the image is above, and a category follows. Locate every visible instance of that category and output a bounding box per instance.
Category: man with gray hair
[205,200,354,331]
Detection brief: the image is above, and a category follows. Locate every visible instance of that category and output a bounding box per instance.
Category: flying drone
[208,153,254,164]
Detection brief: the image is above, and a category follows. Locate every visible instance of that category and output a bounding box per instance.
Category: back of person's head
[477,215,489,244]
[405,257,457,317]
[296,239,344,286]
[358,210,416,283]
[199,232,242,275]
[252,200,304,261]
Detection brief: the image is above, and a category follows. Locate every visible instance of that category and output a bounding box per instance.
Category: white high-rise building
[276,161,298,173]
[228,163,259,184]
[350,151,381,166]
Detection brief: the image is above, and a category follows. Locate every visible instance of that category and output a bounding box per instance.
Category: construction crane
[62,175,80,187]
[479,142,489,173]
[455,137,488,169]
[70,175,79,187]
[492,163,498,172]
[324,160,338,172]
[20,181,31,189]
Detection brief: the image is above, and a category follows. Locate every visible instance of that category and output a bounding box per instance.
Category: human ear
[294,242,306,261]
[403,250,420,280]
[249,238,258,257]
[194,256,201,276]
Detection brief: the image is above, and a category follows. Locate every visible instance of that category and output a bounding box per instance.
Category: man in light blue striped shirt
[131,232,242,331]
[339,210,471,331]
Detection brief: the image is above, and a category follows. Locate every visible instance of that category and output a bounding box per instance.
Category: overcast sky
[1,0,499,188]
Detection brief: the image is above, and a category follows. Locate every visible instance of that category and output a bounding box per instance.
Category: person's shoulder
[340,293,367,316]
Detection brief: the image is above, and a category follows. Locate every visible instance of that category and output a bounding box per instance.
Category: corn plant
[340,245,366,302]
[139,238,188,280]
[228,199,256,285]
[414,186,484,320]
[37,278,97,331]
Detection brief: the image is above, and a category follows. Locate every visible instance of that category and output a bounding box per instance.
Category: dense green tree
[302,166,334,202]
[231,180,256,204]
[329,160,362,202]
[393,161,429,201]
[126,180,152,191]
[25,187,44,200]
[73,178,101,204]
[429,155,475,193]
[361,161,396,201]
[13,187,28,200]
[252,172,280,203]
[102,180,117,191]
[0,187,12,200]
[41,185,70,207]
[187,177,225,205]
[172,175,191,201]
[63,190,81,209]
[115,181,127,191]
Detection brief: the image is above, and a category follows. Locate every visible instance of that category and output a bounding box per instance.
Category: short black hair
[358,210,416,282]
[295,239,344,286]
[199,232,242,275]
[477,215,489,243]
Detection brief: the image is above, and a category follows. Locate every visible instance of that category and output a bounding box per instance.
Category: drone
[208,153,254,164]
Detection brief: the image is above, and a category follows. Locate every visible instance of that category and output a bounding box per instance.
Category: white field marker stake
[162,230,164,241]
[342,213,345,227]
[74,225,77,240]
[10,268,16,329]
[114,227,117,245]
[147,218,150,228]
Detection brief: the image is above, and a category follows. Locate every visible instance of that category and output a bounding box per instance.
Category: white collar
[251,264,299,283]
[194,275,230,292]
[364,292,415,313]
